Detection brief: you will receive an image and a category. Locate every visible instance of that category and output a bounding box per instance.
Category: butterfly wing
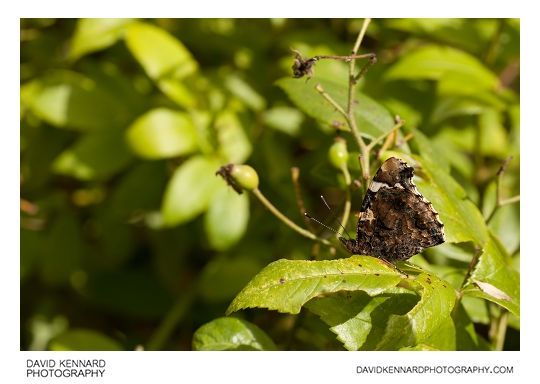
[353,186,445,261]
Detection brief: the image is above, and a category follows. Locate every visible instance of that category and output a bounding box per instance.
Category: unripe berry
[328,138,349,169]
[231,164,259,191]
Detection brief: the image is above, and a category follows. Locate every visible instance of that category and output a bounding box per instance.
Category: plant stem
[252,187,331,246]
[147,283,197,350]
[347,18,372,183]
[315,83,348,121]
[338,165,352,239]
[313,53,375,61]
[460,245,482,291]
[366,119,405,152]
[291,167,313,231]
[486,156,520,224]
[494,310,509,351]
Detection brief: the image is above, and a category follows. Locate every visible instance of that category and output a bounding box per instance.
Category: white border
[6,1,537,382]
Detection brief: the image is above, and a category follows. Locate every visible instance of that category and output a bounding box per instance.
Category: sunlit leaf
[125,22,198,108]
[276,77,394,139]
[215,110,252,163]
[305,287,418,350]
[306,267,456,350]
[375,272,456,350]
[161,155,221,226]
[125,22,197,81]
[193,317,277,351]
[462,232,520,317]
[402,153,489,245]
[420,315,456,351]
[204,184,250,251]
[226,255,403,315]
[385,45,499,90]
[68,18,135,62]
[224,74,266,111]
[263,106,304,136]
[49,329,123,351]
[478,108,509,158]
[385,19,494,54]
[126,108,198,159]
[20,71,129,131]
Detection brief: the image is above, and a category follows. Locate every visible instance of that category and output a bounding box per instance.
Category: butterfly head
[339,236,357,254]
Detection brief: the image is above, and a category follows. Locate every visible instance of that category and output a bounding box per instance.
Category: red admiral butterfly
[340,157,445,263]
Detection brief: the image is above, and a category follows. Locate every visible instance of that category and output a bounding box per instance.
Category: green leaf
[404,126,450,174]
[478,108,509,158]
[375,272,456,350]
[462,232,520,317]
[420,315,456,350]
[306,267,456,351]
[192,317,277,351]
[125,22,197,81]
[214,110,252,163]
[20,71,129,131]
[224,74,266,111]
[126,108,198,159]
[384,45,499,90]
[226,255,403,315]
[262,106,305,136]
[49,329,123,351]
[125,22,198,108]
[305,288,419,350]
[68,18,134,62]
[385,19,493,54]
[204,184,250,251]
[275,77,394,139]
[161,155,221,226]
[404,154,489,245]
[429,95,487,124]
[453,301,489,350]
[52,131,133,181]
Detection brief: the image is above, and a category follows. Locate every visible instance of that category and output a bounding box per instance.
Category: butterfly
[339,157,445,264]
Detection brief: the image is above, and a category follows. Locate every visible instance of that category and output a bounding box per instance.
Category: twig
[291,167,313,230]
[486,156,520,224]
[314,53,375,62]
[366,118,405,152]
[460,245,482,291]
[347,19,372,184]
[494,310,509,351]
[354,54,377,83]
[315,83,349,121]
[338,165,352,239]
[252,187,331,246]
[147,283,197,350]
[485,19,505,67]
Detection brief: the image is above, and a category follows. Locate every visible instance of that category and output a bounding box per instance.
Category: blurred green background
[20,18,519,351]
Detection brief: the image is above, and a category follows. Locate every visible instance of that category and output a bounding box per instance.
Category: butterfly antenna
[304,213,343,237]
[320,195,352,239]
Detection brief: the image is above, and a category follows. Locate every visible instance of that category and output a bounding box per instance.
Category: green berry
[231,164,259,191]
[328,139,349,169]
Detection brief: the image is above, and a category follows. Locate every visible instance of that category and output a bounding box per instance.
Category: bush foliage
[20,18,519,351]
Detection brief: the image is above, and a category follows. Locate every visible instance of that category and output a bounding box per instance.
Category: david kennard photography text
[27,359,106,378]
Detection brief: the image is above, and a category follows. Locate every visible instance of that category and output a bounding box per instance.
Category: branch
[486,156,520,224]
[252,187,331,246]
